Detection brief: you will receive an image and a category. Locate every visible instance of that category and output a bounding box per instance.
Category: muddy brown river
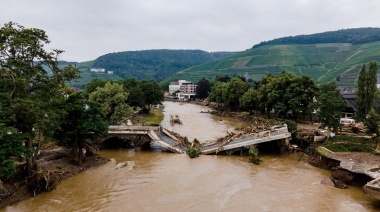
[5,101,380,211]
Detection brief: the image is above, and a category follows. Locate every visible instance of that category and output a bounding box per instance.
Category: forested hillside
[89,49,233,82]
[172,41,380,87]
[252,28,380,48]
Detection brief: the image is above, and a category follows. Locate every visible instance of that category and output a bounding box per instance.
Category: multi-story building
[168,80,197,100]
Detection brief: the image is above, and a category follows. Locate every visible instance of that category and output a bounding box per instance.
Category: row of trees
[207,72,347,132]
[84,78,164,123]
[209,72,319,116]
[206,61,379,134]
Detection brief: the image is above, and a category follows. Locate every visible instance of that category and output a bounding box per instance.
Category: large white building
[169,80,197,100]
[90,68,105,73]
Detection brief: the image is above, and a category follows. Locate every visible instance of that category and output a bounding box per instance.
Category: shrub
[248,147,262,164]
[284,119,297,133]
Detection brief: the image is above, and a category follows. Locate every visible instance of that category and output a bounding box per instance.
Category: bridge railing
[108,125,160,131]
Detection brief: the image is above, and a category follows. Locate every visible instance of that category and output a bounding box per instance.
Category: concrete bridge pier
[278,138,291,154]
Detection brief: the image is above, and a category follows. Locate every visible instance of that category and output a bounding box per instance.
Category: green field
[171,42,380,86]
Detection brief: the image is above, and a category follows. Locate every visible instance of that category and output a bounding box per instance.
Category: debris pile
[296,128,317,142]
[186,138,202,158]
[170,115,182,125]
[204,124,278,148]
[338,122,367,136]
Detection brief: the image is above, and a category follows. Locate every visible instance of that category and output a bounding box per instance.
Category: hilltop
[90,50,231,79]
[252,28,380,48]
[67,50,233,87]
[172,28,380,86]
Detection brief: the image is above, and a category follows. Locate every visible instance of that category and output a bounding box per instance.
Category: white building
[168,80,197,100]
[90,68,105,73]
[169,81,181,95]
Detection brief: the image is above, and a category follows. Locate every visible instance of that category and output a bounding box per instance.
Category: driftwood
[170,115,182,125]
[337,122,366,136]
[163,129,192,148]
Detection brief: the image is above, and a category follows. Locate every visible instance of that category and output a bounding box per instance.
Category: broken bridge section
[108,125,184,153]
[108,125,292,155]
[200,125,291,154]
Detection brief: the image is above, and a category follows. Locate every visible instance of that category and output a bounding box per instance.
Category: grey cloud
[1,0,380,61]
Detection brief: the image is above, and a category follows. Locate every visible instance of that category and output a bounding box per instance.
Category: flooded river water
[5,101,380,211]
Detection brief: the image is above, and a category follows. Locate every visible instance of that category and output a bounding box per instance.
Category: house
[340,88,380,123]
[90,68,105,73]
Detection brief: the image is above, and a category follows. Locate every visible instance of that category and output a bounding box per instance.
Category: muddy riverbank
[0,145,109,209]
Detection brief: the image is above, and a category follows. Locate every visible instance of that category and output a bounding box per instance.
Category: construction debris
[337,122,367,136]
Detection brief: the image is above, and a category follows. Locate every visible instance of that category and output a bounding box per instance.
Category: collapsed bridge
[106,125,292,154]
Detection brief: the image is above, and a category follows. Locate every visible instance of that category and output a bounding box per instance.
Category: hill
[252,28,380,49]
[88,49,233,82]
[172,29,380,87]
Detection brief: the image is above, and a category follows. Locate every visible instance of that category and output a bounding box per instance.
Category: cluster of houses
[168,80,197,101]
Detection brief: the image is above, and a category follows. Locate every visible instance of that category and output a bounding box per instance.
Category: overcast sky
[2,0,380,62]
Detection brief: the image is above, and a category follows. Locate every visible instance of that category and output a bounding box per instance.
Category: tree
[257,75,278,117]
[256,72,318,119]
[364,109,380,136]
[239,88,259,111]
[126,87,146,108]
[196,78,211,99]
[208,82,228,106]
[271,72,297,117]
[84,78,106,96]
[0,123,30,179]
[138,80,164,106]
[225,77,248,110]
[0,22,79,174]
[215,75,231,83]
[356,62,378,120]
[281,73,318,119]
[89,81,133,124]
[122,78,138,91]
[314,83,345,132]
[55,93,108,164]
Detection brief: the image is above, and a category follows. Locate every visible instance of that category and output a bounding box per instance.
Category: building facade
[168,80,197,100]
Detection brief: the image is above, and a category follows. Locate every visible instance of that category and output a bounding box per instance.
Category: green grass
[142,108,164,126]
[322,136,378,152]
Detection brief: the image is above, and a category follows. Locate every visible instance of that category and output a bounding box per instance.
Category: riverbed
[5,101,380,211]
